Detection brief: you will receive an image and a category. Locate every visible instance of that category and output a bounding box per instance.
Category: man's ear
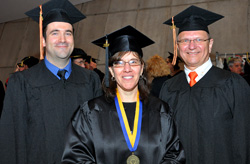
[43,37,46,48]
[209,38,214,53]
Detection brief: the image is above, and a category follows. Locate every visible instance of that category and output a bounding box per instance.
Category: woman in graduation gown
[61,25,185,164]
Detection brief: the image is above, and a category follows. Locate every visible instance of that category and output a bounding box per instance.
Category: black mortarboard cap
[84,55,99,63]
[25,0,86,28]
[71,48,88,60]
[92,25,154,87]
[85,55,91,63]
[21,56,39,68]
[92,25,154,58]
[163,5,224,34]
[91,58,99,63]
[17,63,23,67]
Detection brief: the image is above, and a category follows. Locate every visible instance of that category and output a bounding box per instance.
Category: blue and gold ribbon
[115,90,142,151]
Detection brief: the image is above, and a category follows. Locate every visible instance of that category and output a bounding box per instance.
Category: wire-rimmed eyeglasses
[177,38,211,45]
[113,59,141,67]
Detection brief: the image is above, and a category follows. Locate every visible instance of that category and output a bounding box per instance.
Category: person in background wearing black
[71,48,87,68]
[147,54,170,98]
[5,56,39,89]
[0,0,102,164]
[85,55,105,82]
[242,58,250,85]
[20,56,40,70]
[160,5,250,164]
[166,52,183,78]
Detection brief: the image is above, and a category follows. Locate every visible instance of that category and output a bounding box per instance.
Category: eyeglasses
[113,59,141,67]
[177,38,210,45]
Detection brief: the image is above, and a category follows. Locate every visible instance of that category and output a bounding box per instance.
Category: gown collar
[44,56,72,80]
[184,58,212,83]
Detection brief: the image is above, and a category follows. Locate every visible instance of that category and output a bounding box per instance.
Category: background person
[85,55,105,82]
[166,52,183,78]
[71,47,88,68]
[146,54,170,97]
[17,56,39,71]
[62,25,185,164]
[228,57,243,74]
[242,58,250,85]
[21,56,40,69]
[15,62,26,72]
[6,56,39,88]
[160,5,250,164]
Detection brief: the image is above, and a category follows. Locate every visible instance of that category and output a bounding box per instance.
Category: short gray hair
[228,57,242,67]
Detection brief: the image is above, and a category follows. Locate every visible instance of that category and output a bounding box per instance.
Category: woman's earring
[111,76,116,81]
[140,75,143,79]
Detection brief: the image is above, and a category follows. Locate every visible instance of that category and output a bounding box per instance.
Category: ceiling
[0,0,92,24]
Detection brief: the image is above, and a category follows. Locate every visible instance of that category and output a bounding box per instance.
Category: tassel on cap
[103,35,110,87]
[171,17,177,66]
[163,5,224,65]
[39,5,44,60]
[25,0,86,61]
[246,52,250,64]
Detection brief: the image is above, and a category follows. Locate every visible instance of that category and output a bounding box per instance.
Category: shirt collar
[44,56,72,80]
[184,58,213,83]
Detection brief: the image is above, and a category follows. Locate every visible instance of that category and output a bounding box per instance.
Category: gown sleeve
[0,73,29,164]
[230,74,250,163]
[62,101,96,164]
[159,103,185,164]
[90,71,103,98]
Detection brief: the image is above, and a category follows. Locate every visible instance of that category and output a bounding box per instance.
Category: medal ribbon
[115,90,142,151]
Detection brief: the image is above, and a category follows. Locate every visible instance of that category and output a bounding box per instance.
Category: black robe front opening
[62,95,185,164]
[159,66,250,164]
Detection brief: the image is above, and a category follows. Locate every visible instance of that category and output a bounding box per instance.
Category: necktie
[188,71,198,87]
[57,69,67,81]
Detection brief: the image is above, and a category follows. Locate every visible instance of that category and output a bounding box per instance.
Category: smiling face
[109,52,144,93]
[43,22,74,67]
[177,30,213,70]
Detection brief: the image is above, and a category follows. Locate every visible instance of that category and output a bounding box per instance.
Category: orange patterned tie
[188,71,198,87]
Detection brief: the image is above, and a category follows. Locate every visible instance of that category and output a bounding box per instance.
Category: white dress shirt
[184,58,213,83]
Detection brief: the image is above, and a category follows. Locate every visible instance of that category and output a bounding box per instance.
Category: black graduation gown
[150,76,169,98]
[159,66,250,164]
[0,80,5,116]
[242,74,250,85]
[0,61,103,164]
[62,95,185,164]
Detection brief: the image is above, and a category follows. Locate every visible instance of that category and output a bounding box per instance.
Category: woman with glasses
[62,25,185,164]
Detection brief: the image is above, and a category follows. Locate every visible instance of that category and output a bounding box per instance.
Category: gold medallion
[127,154,140,164]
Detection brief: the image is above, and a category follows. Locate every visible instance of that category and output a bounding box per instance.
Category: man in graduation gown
[160,5,250,164]
[0,0,102,164]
